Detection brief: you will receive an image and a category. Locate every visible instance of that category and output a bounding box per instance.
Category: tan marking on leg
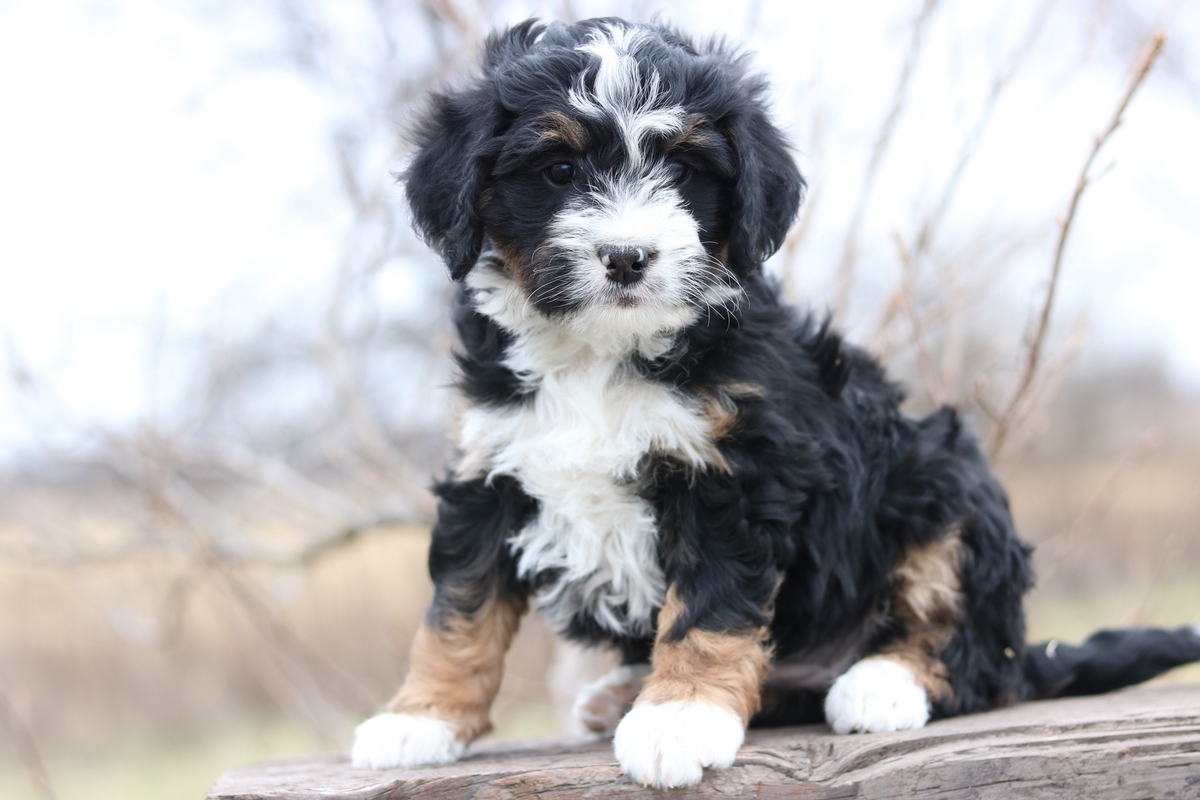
[636,588,772,724]
[386,593,526,744]
[893,526,963,637]
[880,525,965,706]
[534,111,588,151]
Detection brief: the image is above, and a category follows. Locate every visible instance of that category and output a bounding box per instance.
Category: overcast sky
[2,0,1198,457]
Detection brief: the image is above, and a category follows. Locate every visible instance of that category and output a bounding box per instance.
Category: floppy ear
[723,96,805,274]
[404,21,544,281]
[403,85,500,281]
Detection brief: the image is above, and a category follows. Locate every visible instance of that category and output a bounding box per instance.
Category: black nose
[599,246,650,286]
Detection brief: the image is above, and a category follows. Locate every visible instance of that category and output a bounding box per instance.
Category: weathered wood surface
[209,684,1200,799]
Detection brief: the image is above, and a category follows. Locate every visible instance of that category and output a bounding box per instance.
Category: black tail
[1023,625,1200,700]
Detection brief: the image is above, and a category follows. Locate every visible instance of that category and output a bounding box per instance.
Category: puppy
[351,18,1200,789]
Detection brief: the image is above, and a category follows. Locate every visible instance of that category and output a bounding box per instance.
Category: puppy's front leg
[352,593,525,768]
[352,477,531,769]
[614,587,771,789]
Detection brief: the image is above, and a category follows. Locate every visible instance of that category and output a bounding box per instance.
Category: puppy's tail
[1022,624,1200,699]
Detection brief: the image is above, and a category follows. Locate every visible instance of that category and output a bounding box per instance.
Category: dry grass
[0,521,567,800]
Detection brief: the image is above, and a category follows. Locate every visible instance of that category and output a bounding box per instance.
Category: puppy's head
[405,18,804,336]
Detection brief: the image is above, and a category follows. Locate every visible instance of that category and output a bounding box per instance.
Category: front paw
[350,712,464,769]
[824,658,929,735]
[612,701,744,789]
[572,663,651,735]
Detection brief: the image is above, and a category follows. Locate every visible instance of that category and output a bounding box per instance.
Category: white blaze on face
[570,24,685,169]
[534,23,736,343]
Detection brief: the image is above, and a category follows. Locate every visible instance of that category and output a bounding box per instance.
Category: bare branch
[909,1,1058,264]
[988,31,1167,460]
[831,0,941,322]
[890,231,943,403]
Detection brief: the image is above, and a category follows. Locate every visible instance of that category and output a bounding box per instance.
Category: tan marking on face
[876,524,965,706]
[723,382,766,399]
[491,240,523,275]
[636,588,772,724]
[385,593,526,743]
[666,114,718,153]
[535,111,588,152]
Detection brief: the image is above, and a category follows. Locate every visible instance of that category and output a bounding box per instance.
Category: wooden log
[208,684,1200,799]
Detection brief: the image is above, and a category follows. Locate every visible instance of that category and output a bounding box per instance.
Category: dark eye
[544,162,577,186]
[666,161,691,183]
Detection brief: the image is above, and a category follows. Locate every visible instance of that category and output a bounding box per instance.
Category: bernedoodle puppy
[349,17,1200,789]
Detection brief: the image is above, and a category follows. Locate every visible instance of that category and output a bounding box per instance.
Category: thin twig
[831,0,941,322]
[890,231,943,403]
[910,0,1057,264]
[988,31,1167,459]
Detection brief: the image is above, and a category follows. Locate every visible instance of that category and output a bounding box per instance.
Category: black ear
[404,86,498,280]
[404,21,544,281]
[723,88,805,274]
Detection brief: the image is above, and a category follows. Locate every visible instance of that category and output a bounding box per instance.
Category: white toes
[350,713,464,769]
[613,701,744,789]
[572,663,651,735]
[824,658,930,735]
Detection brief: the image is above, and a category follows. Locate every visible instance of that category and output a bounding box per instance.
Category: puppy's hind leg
[823,652,940,734]
[825,530,962,735]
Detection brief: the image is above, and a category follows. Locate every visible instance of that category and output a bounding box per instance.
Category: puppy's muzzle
[599,245,653,286]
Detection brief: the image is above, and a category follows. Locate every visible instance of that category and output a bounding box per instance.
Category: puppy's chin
[561,296,699,349]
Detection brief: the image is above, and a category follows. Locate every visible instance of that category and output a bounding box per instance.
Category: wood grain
[208,684,1200,799]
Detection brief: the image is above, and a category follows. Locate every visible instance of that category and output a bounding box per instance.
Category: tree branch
[988,31,1167,460]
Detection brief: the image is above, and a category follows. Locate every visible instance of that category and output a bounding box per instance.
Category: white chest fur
[457,352,720,637]
[457,264,732,636]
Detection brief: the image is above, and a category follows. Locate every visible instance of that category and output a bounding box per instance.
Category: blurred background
[2,0,1200,798]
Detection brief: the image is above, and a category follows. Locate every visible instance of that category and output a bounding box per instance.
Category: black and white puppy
[351,17,1200,789]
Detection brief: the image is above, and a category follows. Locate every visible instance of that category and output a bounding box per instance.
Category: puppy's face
[481,35,735,327]
[406,19,804,338]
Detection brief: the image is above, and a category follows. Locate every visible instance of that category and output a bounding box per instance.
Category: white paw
[612,701,744,789]
[824,658,930,735]
[350,713,464,769]
[572,664,651,735]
